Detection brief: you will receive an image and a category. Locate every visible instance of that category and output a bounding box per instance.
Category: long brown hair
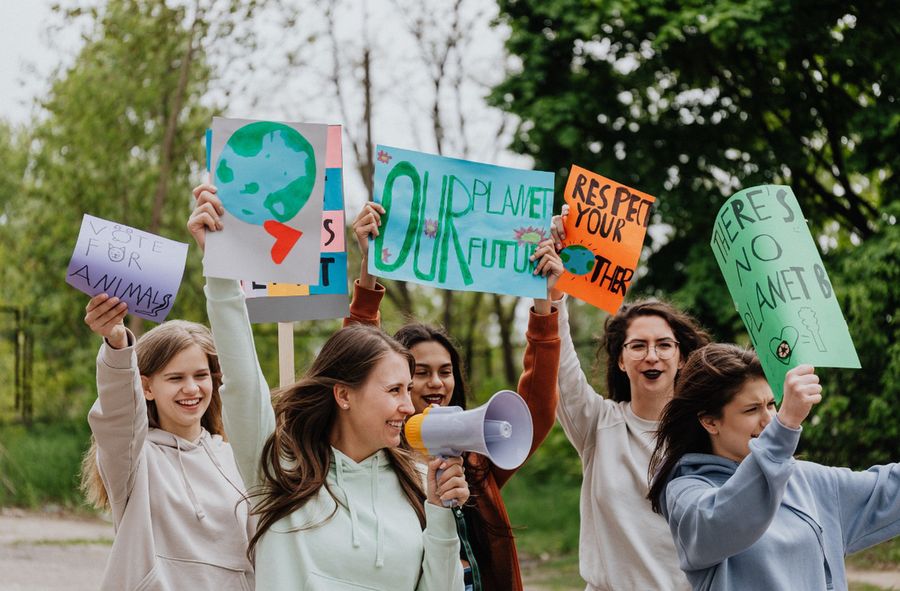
[80,321,224,510]
[647,344,765,513]
[598,300,711,402]
[391,322,508,574]
[248,324,425,554]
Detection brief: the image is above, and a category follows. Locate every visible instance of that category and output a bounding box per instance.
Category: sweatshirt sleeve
[87,331,146,520]
[343,279,385,328]
[205,277,276,491]
[491,305,560,489]
[417,503,465,590]
[664,416,800,570]
[833,461,900,554]
[555,295,605,454]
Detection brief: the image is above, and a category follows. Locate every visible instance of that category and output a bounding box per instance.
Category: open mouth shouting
[421,393,447,406]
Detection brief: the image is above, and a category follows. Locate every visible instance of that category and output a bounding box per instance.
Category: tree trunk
[492,294,518,386]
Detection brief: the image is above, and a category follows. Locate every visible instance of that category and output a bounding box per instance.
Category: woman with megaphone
[350,202,563,591]
[188,185,469,590]
[547,206,711,591]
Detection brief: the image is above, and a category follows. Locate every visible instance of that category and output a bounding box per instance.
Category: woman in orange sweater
[348,202,562,591]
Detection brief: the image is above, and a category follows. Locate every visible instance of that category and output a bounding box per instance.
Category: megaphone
[404,390,533,471]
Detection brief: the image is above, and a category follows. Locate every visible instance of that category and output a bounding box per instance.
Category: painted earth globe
[215,121,316,225]
[560,244,596,276]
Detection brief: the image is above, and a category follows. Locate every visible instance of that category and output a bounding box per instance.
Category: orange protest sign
[555,165,655,314]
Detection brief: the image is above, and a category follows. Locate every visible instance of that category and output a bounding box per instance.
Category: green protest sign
[711,185,860,402]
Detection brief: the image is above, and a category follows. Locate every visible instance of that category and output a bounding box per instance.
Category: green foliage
[493,0,898,466]
[801,206,900,467]
[0,421,91,508]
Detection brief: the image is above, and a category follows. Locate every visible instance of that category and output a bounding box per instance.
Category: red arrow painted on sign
[263,220,303,264]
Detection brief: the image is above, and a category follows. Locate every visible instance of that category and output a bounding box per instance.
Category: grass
[849,538,900,571]
[0,420,92,508]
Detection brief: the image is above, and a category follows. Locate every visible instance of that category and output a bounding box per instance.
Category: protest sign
[555,165,655,313]
[66,214,188,322]
[244,125,350,323]
[204,117,327,284]
[369,145,554,298]
[711,185,860,401]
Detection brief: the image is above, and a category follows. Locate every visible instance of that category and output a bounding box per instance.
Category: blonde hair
[80,320,224,510]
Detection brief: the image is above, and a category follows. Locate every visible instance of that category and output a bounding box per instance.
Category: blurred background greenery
[0,0,897,585]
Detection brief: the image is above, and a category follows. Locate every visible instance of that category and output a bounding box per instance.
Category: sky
[0,1,70,125]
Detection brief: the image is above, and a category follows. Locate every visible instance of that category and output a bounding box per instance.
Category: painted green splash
[216,159,234,183]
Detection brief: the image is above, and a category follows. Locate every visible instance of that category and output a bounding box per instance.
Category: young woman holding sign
[189,184,468,590]
[648,345,900,590]
[548,207,710,590]
[80,296,255,590]
[350,201,562,591]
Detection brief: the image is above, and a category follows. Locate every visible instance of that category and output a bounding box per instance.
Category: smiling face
[338,351,415,459]
[141,344,213,442]
[619,315,684,401]
[701,377,776,462]
[409,341,455,413]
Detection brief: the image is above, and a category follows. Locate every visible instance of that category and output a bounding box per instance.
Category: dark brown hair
[81,320,224,510]
[647,344,765,513]
[393,323,469,409]
[599,300,711,402]
[249,324,425,554]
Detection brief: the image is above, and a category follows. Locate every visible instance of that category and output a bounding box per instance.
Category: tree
[492,0,899,463]
[492,0,896,334]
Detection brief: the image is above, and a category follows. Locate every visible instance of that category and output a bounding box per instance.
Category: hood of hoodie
[659,453,739,520]
[147,427,244,521]
[329,447,395,568]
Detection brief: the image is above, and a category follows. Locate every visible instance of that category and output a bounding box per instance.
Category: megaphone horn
[404,390,534,471]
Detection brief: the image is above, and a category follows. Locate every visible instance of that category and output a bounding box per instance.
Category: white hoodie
[89,334,255,590]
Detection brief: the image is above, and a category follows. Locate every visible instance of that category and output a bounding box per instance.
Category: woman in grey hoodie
[648,344,900,591]
[80,294,255,590]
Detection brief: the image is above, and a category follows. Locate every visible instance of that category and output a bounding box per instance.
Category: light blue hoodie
[661,415,900,591]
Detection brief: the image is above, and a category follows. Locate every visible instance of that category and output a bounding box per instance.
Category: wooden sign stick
[277,321,295,387]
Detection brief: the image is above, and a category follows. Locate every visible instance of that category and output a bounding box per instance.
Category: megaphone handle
[436,456,458,509]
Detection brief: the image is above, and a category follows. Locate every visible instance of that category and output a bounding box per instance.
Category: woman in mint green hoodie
[648,344,900,591]
[189,184,468,590]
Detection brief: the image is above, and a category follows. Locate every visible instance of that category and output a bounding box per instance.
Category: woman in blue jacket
[648,344,900,591]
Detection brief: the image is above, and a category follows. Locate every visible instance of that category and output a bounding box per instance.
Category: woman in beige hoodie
[80,294,255,590]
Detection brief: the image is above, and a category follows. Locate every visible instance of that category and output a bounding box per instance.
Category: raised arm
[492,239,561,488]
[189,184,275,489]
[836,460,900,554]
[664,415,799,569]
[84,295,145,522]
[344,201,387,327]
[665,365,823,569]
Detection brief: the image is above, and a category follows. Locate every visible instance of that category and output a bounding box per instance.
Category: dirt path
[2,508,899,590]
[0,508,112,591]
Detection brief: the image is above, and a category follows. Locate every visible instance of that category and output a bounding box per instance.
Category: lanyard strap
[453,506,482,591]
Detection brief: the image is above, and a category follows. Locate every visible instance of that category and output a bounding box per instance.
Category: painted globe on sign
[215,122,316,226]
[560,244,596,276]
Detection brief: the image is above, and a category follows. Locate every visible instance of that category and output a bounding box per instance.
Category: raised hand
[777,364,823,429]
[550,203,570,250]
[352,202,384,257]
[531,238,564,290]
[187,183,225,251]
[85,294,128,350]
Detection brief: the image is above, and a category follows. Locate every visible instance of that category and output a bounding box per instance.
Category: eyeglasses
[622,340,680,361]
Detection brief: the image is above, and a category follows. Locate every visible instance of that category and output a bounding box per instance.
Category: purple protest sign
[66,214,189,322]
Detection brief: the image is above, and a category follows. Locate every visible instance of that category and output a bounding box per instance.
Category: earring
[342,404,349,410]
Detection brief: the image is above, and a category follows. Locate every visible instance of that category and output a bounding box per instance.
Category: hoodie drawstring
[371,459,384,568]
[175,438,206,521]
[335,457,361,549]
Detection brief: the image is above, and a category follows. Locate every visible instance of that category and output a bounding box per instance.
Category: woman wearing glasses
[548,211,711,591]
